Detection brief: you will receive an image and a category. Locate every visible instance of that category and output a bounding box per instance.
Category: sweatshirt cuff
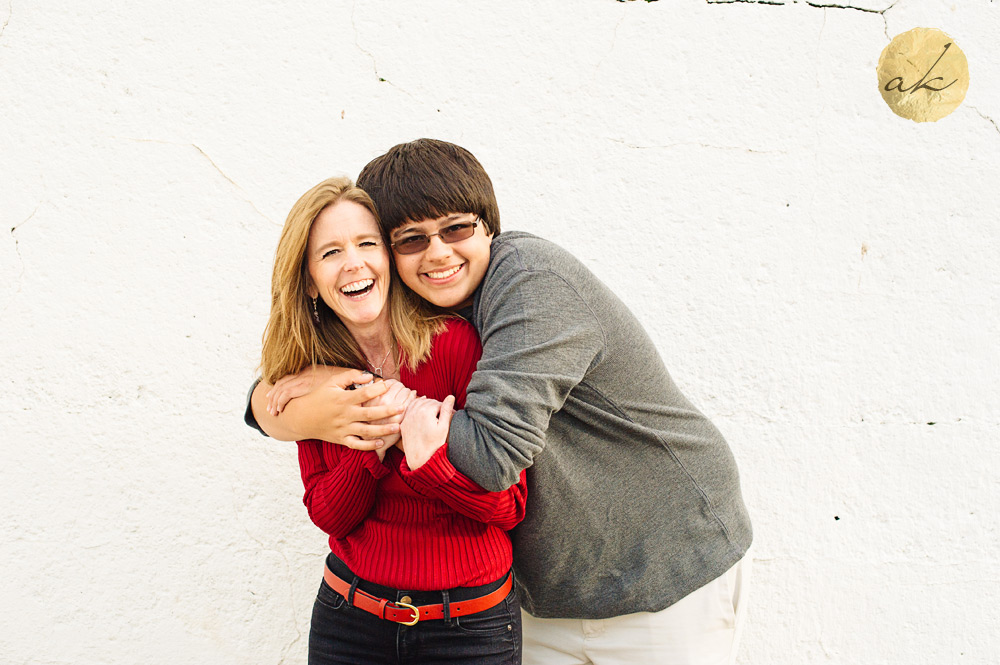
[244,378,268,436]
[398,444,457,491]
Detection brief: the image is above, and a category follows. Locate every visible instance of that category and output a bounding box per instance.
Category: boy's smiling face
[390,212,493,310]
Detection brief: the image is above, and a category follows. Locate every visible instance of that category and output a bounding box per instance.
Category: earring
[312,296,320,323]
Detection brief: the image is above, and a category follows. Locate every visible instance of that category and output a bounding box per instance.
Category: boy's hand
[399,395,456,470]
[268,365,352,416]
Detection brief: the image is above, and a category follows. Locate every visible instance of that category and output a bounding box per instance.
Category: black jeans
[308,555,521,665]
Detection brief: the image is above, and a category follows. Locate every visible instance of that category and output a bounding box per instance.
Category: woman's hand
[363,379,417,460]
[399,396,456,470]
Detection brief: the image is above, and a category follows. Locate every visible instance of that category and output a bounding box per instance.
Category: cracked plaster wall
[1,1,997,663]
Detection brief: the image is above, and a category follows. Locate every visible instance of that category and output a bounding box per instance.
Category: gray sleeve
[447,268,604,492]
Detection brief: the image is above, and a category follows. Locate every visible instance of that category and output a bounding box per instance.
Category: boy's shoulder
[475,231,605,322]
[488,231,581,276]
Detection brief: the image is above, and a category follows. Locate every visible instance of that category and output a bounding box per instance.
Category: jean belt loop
[441,589,452,625]
[347,576,360,607]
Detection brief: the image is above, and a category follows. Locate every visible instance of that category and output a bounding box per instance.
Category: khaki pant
[522,552,752,665]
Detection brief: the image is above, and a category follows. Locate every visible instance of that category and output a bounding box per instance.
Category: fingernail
[375,440,385,448]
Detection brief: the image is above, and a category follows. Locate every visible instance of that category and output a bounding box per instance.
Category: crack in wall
[707,0,786,5]
[112,136,278,228]
[591,4,628,84]
[968,106,1000,138]
[804,1,885,13]
[609,137,787,155]
[707,0,897,16]
[274,551,304,665]
[707,1,896,46]
[0,1,12,43]
[807,0,897,37]
[4,203,39,315]
[350,0,381,82]
[228,483,305,665]
[190,143,276,228]
[349,0,419,103]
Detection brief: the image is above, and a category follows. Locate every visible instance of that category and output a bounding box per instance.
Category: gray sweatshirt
[447,231,752,619]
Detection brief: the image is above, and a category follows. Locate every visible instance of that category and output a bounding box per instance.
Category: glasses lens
[439,222,477,243]
[394,235,430,255]
[393,221,478,254]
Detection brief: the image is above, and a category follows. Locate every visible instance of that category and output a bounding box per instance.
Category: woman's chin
[338,302,389,329]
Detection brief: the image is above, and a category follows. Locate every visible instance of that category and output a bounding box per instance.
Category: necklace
[365,347,393,378]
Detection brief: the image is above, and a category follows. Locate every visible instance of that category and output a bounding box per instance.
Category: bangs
[358,138,500,236]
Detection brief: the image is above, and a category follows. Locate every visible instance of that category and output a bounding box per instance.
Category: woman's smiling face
[306,200,391,333]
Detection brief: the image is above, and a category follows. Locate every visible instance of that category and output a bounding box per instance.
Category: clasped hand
[352,382,457,469]
[266,366,455,469]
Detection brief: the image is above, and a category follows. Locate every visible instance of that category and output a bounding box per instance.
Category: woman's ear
[306,281,318,300]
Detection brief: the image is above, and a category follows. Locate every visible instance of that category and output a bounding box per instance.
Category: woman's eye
[360,240,379,248]
[322,248,340,258]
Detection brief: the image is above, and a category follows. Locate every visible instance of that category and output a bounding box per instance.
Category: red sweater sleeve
[398,446,527,530]
[297,440,390,538]
[398,319,527,531]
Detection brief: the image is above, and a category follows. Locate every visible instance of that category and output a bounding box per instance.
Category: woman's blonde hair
[260,176,446,384]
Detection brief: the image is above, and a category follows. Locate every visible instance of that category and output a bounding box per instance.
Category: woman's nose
[342,247,364,270]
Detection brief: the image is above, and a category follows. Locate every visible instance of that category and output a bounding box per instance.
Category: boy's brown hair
[357,139,501,236]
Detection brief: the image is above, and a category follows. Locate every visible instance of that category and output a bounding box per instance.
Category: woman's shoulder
[437,315,476,337]
[415,317,481,376]
[430,316,480,351]
[399,316,480,395]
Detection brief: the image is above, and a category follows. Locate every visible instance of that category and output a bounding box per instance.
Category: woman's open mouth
[340,279,375,299]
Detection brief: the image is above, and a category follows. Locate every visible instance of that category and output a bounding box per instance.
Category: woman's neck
[345,319,397,379]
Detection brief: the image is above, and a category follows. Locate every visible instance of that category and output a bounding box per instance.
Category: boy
[248,139,752,664]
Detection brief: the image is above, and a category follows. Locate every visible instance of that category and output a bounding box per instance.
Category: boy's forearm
[446,269,603,491]
[249,379,311,441]
[244,369,403,446]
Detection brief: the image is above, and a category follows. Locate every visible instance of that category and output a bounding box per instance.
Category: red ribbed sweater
[297,318,527,590]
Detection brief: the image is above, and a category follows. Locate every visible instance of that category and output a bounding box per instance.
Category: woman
[259,176,527,664]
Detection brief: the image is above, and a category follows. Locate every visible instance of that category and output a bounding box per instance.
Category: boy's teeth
[341,279,374,294]
[427,265,461,279]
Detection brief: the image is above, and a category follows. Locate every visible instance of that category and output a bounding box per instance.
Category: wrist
[405,446,433,471]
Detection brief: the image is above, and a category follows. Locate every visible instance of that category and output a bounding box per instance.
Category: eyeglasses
[390,220,480,255]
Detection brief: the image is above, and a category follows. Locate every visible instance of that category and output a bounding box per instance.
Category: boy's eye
[396,235,425,247]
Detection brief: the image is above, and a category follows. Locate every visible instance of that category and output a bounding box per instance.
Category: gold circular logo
[877,28,969,123]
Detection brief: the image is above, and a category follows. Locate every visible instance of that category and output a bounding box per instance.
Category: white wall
[2,1,997,663]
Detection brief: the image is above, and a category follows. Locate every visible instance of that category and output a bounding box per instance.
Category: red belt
[323,564,513,626]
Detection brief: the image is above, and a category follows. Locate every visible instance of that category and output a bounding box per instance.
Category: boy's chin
[425,291,470,310]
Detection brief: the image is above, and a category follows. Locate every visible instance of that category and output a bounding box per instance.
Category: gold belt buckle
[394,600,419,626]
